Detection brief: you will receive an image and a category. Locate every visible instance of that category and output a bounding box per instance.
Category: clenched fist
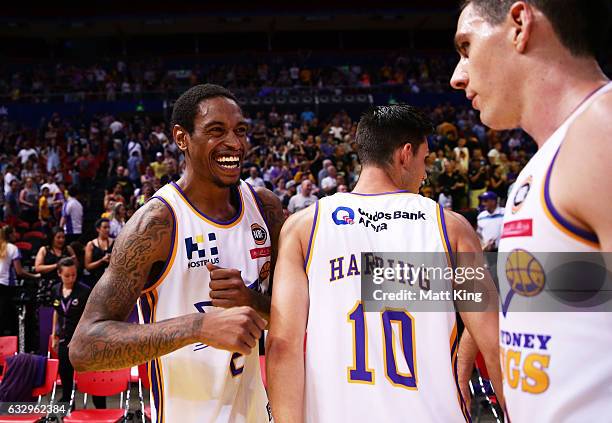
[199,306,267,355]
[207,262,254,309]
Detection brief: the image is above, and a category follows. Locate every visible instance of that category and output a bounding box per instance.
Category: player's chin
[211,170,242,188]
[480,108,516,131]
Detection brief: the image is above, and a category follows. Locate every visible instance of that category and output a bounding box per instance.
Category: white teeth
[216,155,240,170]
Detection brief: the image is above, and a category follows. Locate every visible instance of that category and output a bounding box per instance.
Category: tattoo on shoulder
[259,190,285,229]
[88,199,173,319]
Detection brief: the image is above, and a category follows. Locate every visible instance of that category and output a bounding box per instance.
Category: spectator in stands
[437,161,467,210]
[103,183,126,210]
[140,165,156,187]
[3,164,18,196]
[134,183,154,210]
[38,186,52,227]
[468,158,488,208]
[18,177,38,224]
[288,179,318,214]
[60,186,83,244]
[108,202,126,239]
[127,150,143,187]
[0,226,39,336]
[150,151,167,180]
[84,218,113,288]
[3,179,20,225]
[50,257,105,408]
[34,226,78,300]
[245,166,265,188]
[476,192,504,252]
[320,165,338,195]
[488,165,508,203]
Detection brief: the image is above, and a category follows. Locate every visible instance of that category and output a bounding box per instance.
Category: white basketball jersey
[138,181,272,423]
[304,192,470,423]
[498,83,612,422]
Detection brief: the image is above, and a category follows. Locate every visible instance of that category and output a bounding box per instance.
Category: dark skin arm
[70,198,266,371]
[207,187,285,322]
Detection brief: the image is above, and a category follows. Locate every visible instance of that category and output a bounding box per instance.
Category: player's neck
[352,166,411,194]
[175,173,239,221]
[520,59,609,147]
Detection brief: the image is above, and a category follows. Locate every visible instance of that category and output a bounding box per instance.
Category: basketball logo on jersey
[505,249,545,297]
[251,223,268,245]
[512,176,532,214]
[185,232,220,268]
[332,206,355,225]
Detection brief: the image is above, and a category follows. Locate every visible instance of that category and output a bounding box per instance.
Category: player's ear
[398,143,414,168]
[509,1,533,54]
[173,124,190,153]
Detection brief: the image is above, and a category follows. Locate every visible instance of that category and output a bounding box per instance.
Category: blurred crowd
[0,98,535,240]
[0,52,459,102]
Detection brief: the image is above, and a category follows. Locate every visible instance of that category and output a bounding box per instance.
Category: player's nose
[450,62,468,91]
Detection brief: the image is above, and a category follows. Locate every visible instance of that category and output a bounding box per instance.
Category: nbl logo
[185,233,219,268]
[332,206,355,225]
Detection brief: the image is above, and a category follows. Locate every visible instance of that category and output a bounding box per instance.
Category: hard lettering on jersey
[137,181,271,423]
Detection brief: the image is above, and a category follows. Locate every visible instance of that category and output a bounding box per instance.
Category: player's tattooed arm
[254,186,286,287]
[70,199,265,371]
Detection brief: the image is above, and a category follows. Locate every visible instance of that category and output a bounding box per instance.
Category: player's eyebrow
[203,120,227,129]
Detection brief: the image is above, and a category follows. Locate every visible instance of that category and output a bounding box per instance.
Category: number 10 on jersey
[347,301,418,390]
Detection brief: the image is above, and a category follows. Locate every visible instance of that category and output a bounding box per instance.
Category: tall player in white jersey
[451,1,612,421]
[266,105,504,422]
[70,84,284,422]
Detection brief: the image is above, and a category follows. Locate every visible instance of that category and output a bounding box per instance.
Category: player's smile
[211,149,243,181]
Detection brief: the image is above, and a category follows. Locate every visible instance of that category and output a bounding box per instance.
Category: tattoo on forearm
[82,315,199,370]
[72,200,180,369]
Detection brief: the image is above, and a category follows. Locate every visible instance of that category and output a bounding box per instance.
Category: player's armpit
[266,205,313,423]
[69,198,194,370]
[444,209,505,409]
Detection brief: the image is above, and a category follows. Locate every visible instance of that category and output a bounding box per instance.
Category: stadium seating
[0,358,59,423]
[64,368,131,423]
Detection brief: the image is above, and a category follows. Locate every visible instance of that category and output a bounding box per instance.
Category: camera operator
[0,226,40,336]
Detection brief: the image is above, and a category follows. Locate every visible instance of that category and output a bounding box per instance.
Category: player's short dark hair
[171,84,239,135]
[57,257,76,272]
[462,0,611,57]
[355,104,433,168]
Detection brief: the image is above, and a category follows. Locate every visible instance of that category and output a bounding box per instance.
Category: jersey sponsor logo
[501,219,533,239]
[332,206,355,225]
[356,208,426,232]
[511,176,532,214]
[251,223,268,245]
[250,246,272,259]
[185,232,220,269]
[505,249,545,297]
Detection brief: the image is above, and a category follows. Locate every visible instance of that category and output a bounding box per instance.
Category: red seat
[31,221,43,230]
[14,242,32,253]
[63,369,130,423]
[0,359,59,423]
[22,231,46,240]
[0,336,18,380]
[46,336,61,386]
[15,221,30,232]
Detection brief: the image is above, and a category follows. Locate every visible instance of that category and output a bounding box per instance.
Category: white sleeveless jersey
[137,181,272,423]
[304,192,470,423]
[498,83,612,422]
